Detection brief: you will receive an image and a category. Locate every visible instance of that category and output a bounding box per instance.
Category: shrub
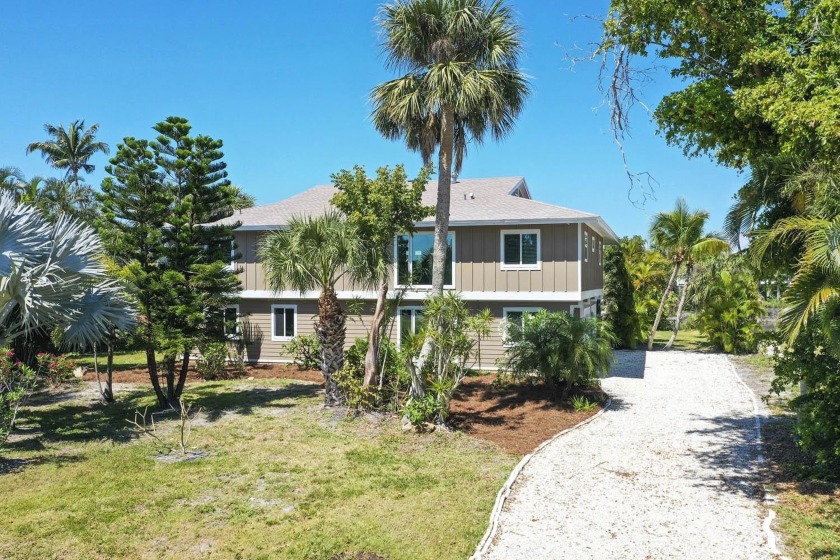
[501,311,615,397]
[196,342,229,380]
[771,326,840,479]
[570,395,599,412]
[603,244,638,348]
[334,337,408,412]
[284,335,321,370]
[34,352,76,387]
[695,269,763,353]
[1,349,38,447]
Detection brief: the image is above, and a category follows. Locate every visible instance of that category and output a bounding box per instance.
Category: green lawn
[0,380,516,560]
[71,350,150,371]
[650,329,710,352]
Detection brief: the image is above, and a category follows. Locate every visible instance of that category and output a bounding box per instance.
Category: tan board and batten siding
[234,223,589,294]
[236,299,572,367]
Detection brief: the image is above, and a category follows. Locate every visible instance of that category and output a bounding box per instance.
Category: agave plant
[0,192,134,350]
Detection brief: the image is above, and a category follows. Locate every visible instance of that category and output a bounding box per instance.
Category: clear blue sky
[0,0,744,238]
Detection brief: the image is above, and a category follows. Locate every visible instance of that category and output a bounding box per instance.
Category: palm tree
[647,198,729,350]
[258,211,375,406]
[0,192,134,350]
[372,0,529,296]
[26,120,109,186]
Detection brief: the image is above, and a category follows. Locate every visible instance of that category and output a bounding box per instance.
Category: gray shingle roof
[218,177,617,241]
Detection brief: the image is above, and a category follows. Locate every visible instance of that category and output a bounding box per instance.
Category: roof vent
[469,192,475,200]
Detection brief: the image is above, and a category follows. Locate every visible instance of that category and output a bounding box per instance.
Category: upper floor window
[271,304,297,341]
[396,233,454,287]
[584,232,589,262]
[501,230,541,270]
[599,241,603,266]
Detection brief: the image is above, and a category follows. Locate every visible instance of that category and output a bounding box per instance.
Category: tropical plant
[695,267,764,353]
[401,292,492,424]
[35,352,77,387]
[770,324,840,479]
[26,120,109,186]
[622,236,671,342]
[0,192,134,350]
[259,211,375,406]
[98,117,241,407]
[284,334,322,370]
[331,164,432,389]
[373,0,529,296]
[0,349,37,447]
[647,198,729,350]
[603,243,637,348]
[195,342,229,380]
[501,310,615,398]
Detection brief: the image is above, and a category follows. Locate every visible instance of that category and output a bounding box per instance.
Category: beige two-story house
[218,177,617,367]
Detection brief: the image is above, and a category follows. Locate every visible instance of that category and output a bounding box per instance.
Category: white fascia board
[240,289,590,302]
[236,216,619,243]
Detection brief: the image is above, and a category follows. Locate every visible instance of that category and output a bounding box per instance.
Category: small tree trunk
[363,283,389,387]
[413,105,455,396]
[174,349,190,401]
[665,265,693,350]
[104,339,114,403]
[647,262,681,350]
[317,287,346,406]
[144,315,166,407]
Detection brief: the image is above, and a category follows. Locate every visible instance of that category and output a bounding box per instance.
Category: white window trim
[502,306,541,346]
[599,241,603,266]
[270,304,298,342]
[396,306,424,349]
[500,229,542,271]
[230,239,237,268]
[393,232,456,289]
[584,231,589,263]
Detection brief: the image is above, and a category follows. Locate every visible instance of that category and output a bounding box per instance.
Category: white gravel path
[477,351,772,560]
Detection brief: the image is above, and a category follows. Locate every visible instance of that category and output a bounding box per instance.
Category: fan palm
[26,120,109,186]
[372,0,529,295]
[0,192,134,350]
[258,211,375,406]
[647,198,729,350]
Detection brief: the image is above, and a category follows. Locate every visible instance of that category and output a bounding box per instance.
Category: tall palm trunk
[363,283,390,387]
[317,286,346,406]
[411,106,455,398]
[665,264,693,349]
[647,261,681,350]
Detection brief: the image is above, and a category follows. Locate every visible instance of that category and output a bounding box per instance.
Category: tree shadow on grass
[684,413,764,499]
[184,382,321,422]
[7,381,321,451]
[0,453,83,476]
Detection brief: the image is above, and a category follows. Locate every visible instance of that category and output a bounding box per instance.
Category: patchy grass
[651,329,710,352]
[72,350,151,371]
[729,356,840,559]
[0,380,516,560]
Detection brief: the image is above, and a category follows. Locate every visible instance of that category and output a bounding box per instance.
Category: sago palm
[0,192,134,350]
[259,211,375,406]
[372,0,529,295]
[26,120,109,185]
[647,198,729,350]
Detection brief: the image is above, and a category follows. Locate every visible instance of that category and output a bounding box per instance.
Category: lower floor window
[502,307,541,343]
[271,304,297,341]
[223,305,240,338]
[398,307,425,346]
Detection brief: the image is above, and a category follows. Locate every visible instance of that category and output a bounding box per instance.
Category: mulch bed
[449,375,605,455]
[83,365,604,456]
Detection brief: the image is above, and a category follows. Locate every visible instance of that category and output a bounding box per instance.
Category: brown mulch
[83,365,603,456]
[449,375,606,455]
